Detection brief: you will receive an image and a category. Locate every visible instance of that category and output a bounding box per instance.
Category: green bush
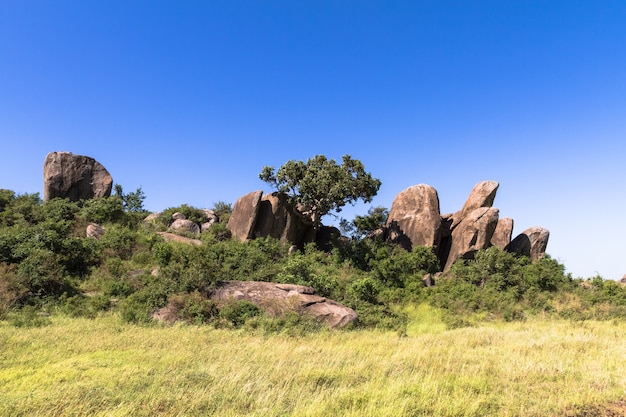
[219,300,263,327]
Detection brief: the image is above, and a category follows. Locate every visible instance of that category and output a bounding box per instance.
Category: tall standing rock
[505,227,550,262]
[254,192,314,246]
[491,217,514,249]
[450,180,499,229]
[386,184,441,249]
[43,152,113,201]
[227,190,263,242]
[443,207,499,271]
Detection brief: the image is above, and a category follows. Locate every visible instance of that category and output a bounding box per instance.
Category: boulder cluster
[227,190,338,250]
[40,151,552,327]
[383,181,549,271]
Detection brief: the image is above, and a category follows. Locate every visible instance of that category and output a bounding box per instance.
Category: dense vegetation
[0,187,625,331]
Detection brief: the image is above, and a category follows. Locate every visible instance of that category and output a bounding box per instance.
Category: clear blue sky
[1,1,625,280]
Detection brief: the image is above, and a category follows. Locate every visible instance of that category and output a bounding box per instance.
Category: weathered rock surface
[253,192,314,245]
[157,232,202,246]
[491,217,514,249]
[443,207,499,271]
[227,190,263,242]
[43,151,113,201]
[386,184,441,249]
[210,280,358,328]
[450,180,499,229]
[86,223,105,239]
[505,227,550,262]
[170,218,200,236]
[144,212,161,222]
[172,212,186,220]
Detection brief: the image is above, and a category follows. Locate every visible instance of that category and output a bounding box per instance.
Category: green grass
[1,311,625,416]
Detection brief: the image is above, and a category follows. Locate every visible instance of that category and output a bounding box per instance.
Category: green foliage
[370,246,440,287]
[114,184,147,213]
[166,291,219,325]
[351,206,389,238]
[349,276,381,303]
[212,201,232,223]
[158,204,207,226]
[79,196,126,224]
[277,252,338,297]
[259,154,381,227]
[219,300,263,327]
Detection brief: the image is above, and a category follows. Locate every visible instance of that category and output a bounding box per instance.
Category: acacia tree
[259,155,381,229]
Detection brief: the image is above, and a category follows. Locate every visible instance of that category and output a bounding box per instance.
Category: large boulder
[227,190,263,242]
[491,217,514,249]
[386,184,441,249]
[443,207,499,271]
[253,192,314,246]
[210,280,358,328]
[505,227,550,262]
[43,151,113,201]
[450,180,499,229]
[170,218,200,236]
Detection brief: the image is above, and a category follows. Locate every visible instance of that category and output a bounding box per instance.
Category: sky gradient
[1,1,625,280]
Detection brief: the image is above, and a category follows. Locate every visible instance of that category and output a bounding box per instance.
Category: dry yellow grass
[1,311,625,416]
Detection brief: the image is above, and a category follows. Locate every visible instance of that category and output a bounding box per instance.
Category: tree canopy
[259,155,381,228]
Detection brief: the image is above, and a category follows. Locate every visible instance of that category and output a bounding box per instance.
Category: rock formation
[491,217,514,249]
[505,227,550,262]
[170,218,200,236]
[227,180,549,273]
[253,192,314,245]
[227,190,263,242]
[157,232,203,246]
[384,180,549,271]
[386,184,441,249]
[209,280,358,328]
[43,152,113,201]
[86,223,105,239]
[443,207,500,271]
[450,180,499,229]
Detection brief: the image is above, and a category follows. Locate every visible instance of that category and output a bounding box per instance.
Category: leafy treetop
[259,155,381,228]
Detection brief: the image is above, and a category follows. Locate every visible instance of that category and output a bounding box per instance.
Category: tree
[113,184,146,213]
[259,155,381,229]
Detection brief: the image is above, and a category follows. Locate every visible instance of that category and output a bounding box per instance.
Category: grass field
[1,310,625,416]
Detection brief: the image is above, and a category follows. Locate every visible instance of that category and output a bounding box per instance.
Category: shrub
[219,300,263,327]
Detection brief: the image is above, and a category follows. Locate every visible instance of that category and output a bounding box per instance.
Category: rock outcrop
[157,232,203,246]
[451,180,499,229]
[209,280,358,328]
[386,184,441,249]
[491,218,514,249]
[86,223,105,239]
[443,207,500,271]
[505,227,550,262]
[170,218,200,236]
[227,190,263,242]
[384,180,548,271]
[253,192,314,245]
[43,152,113,201]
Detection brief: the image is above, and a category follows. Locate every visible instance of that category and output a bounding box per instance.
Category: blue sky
[1,1,625,280]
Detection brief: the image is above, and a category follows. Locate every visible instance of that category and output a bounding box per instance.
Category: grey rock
[505,227,550,262]
[210,280,358,328]
[491,217,514,249]
[157,232,202,246]
[86,223,104,239]
[443,207,499,271]
[227,190,263,242]
[170,218,200,236]
[386,184,441,249]
[253,192,314,246]
[43,151,113,201]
